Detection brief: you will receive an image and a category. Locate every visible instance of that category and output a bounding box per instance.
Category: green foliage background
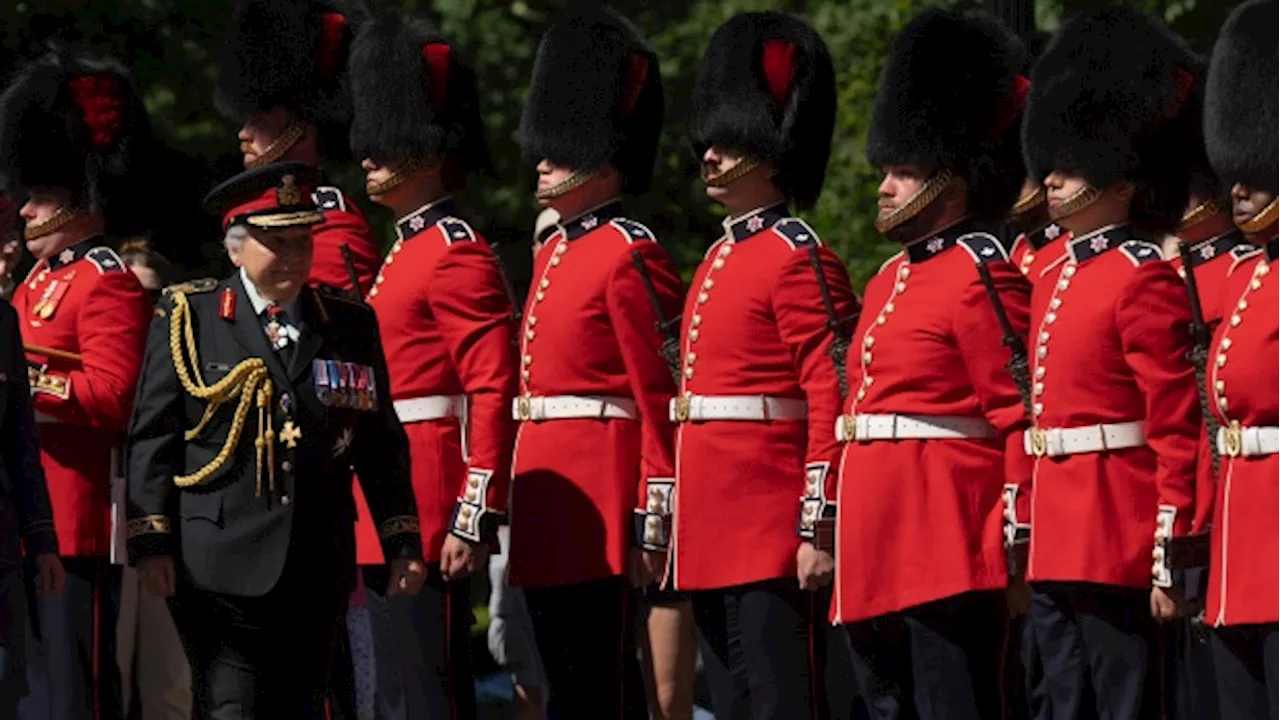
[0,0,1234,291]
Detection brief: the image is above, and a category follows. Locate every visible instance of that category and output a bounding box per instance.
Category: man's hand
[440,534,490,581]
[1151,585,1190,622]
[388,557,426,596]
[137,555,176,597]
[796,542,835,591]
[33,553,66,597]
[629,548,664,589]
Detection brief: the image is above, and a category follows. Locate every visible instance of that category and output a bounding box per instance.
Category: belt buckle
[839,414,855,443]
[516,394,533,422]
[673,395,691,423]
[1223,420,1243,458]
[1029,427,1048,457]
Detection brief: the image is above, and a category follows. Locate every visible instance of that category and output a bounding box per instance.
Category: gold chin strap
[1048,184,1103,221]
[874,169,954,234]
[1010,186,1047,218]
[535,168,597,200]
[246,120,306,170]
[703,157,760,188]
[1178,199,1222,234]
[1239,196,1279,235]
[366,156,425,197]
[24,206,80,241]
[167,290,277,497]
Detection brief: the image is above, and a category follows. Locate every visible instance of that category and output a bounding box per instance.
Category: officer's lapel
[228,273,291,386]
[288,288,325,382]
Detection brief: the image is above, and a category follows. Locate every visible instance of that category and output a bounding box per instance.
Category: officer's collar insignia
[220,287,236,320]
[904,218,970,263]
[396,197,455,240]
[276,174,302,207]
[1187,231,1248,268]
[726,203,787,242]
[561,200,624,241]
[46,236,105,271]
[1067,223,1133,265]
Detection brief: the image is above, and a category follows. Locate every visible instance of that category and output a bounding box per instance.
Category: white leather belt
[835,413,996,443]
[1024,421,1145,457]
[669,394,807,423]
[512,395,636,422]
[1217,424,1280,458]
[393,395,465,424]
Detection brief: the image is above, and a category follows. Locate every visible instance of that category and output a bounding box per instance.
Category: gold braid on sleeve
[167,291,277,496]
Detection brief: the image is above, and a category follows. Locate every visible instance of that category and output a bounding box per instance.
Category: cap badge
[277,174,302,207]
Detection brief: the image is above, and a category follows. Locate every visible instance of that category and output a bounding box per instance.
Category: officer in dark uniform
[124,162,426,720]
[0,298,65,716]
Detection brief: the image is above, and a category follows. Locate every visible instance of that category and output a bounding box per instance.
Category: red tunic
[1169,230,1255,329]
[669,204,857,591]
[352,199,518,564]
[830,223,1032,624]
[1025,225,1201,588]
[1204,240,1278,626]
[309,186,380,296]
[13,238,151,556]
[508,201,682,588]
[1010,221,1070,279]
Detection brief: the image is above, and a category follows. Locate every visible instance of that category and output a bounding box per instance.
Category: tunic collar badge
[725,202,787,242]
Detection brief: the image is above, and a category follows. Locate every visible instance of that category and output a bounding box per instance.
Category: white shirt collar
[239,268,300,318]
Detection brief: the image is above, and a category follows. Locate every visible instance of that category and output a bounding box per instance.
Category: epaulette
[772,218,820,249]
[313,186,347,213]
[956,232,1009,265]
[85,246,126,274]
[162,278,217,297]
[1228,245,1264,276]
[878,251,904,274]
[610,218,656,244]
[440,218,478,245]
[1119,240,1163,265]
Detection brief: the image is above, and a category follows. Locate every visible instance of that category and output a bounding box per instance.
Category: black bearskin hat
[1022,7,1201,234]
[866,8,1029,221]
[348,14,492,179]
[519,5,663,195]
[214,0,368,159]
[0,48,153,233]
[689,12,835,211]
[1205,0,1277,195]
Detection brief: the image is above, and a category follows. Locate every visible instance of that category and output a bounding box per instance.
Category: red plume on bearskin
[0,48,154,234]
[689,12,836,211]
[348,13,492,181]
[1204,0,1278,195]
[518,5,663,195]
[1022,6,1203,235]
[214,0,368,161]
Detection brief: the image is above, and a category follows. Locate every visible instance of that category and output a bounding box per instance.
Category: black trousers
[169,563,347,720]
[1025,582,1157,720]
[1160,619,1218,720]
[18,556,123,720]
[845,590,1004,720]
[0,569,26,718]
[1209,623,1278,720]
[524,574,645,720]
[330,565,476,720]
[691,578,825,720]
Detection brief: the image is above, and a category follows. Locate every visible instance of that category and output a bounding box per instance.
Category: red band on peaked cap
[761,40,796,109]
[421,43,452,114]
[316,12,348,81]
[618,53,648,120]
[218,176,318,230]
[990,74,1030,140]
[68,74,125,152]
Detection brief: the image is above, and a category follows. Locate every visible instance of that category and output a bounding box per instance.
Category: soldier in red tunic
[1019,8,1205,718]
[1198,3,1279,715]
[508,7,681,717]
[343,13,517,719]
[0,49,154,720]
[829,10,1031,719]
[669,13,856,719]
[214,0,381,295]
